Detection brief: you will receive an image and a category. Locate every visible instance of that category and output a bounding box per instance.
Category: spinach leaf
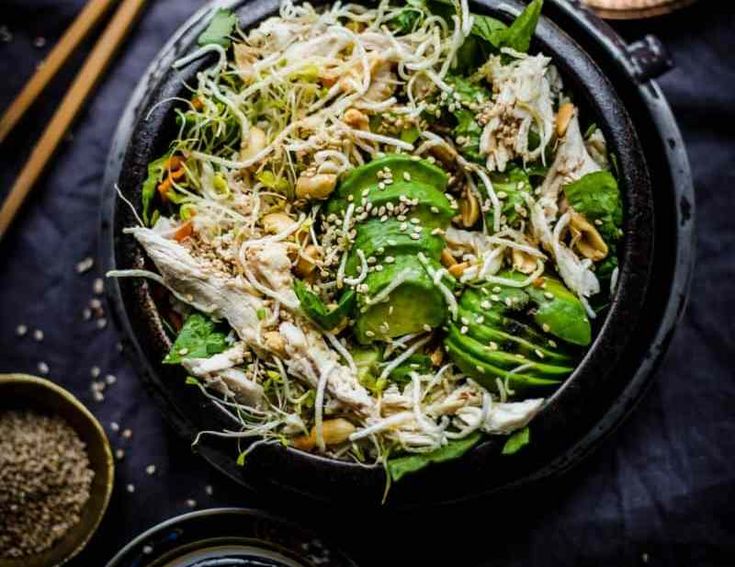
[389,4,423,33]
[387,432,482,482]
[141,155,170,225]
[197,9,238,48]
[502,426,530,455]
[562,170,623,243]
[499,0,543,53]
[293,280,355,331]
[471,14,509,48]
[163,313,229,364]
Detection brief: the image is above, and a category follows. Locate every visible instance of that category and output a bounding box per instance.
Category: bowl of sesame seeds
[0,374,114,566]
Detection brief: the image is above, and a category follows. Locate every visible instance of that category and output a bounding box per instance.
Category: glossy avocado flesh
[345,218,444,275]
[445,272,589,393]
[445,338,562,394]
[336,154,448,202]
[329,155,454,343]
[327,180,454,228]
[355,255,447,344]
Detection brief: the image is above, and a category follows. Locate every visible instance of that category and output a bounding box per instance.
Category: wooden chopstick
[0,0,117,144]
[0,0,148,240]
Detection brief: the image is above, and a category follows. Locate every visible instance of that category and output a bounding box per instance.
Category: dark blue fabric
[1,2,733,565]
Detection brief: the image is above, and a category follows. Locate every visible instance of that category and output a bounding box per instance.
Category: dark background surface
[1,1,733,565]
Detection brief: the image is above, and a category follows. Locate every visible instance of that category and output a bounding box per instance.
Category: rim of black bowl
[101,0,654,505]
[105,507,357,567]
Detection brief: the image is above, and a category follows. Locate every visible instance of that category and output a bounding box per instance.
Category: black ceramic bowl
[103,0,661,506]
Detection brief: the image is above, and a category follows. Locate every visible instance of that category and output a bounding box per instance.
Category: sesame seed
[460,326,468,334]
[145,464,157,476]
[491,294,500,302]
[475,365,485,374]
[504,298,512,307]
[37,361,49,375]
[90,298,102,310]
[410,233,421,240]
[205,485,213,496]
[542,323,551,333]
[423,324,432,332]
[365,331,375,338]
[535,349,545,359]
[143,545,154,554]
[115,448,125,461]
[93,391,104,402]
[489,342,498,350]
[96,318,107,329]
[110,422,120,432]
[186,499,197,508]
[91,366,101,378]
[544,292,554,300]
[105,374,117,385]
[384,256,395,263]
[93,278,104,295]
[15,324,27,337]
[76,257,94,273]
[32,329,44,342]
[430,206,439,213]
[492,286,502,293]
[126,484,135,493]
[410,217,420,224]
[403,172,411,181]
[179,348,189,356]
[480,301,491,309]
[82,308,92,320]
[122,428,132,439]
[548,339,557,347]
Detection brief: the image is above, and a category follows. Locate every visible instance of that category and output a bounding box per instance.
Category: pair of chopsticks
[0,0,148,240]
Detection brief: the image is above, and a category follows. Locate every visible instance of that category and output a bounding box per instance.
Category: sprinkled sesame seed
[145,464,157,476]
[143,545,153,554]
[76,257,94,273]
[91,366,100,378]
[15,324,27,336]
[126,484,135,493]
[93,278,104,295]
[548,339,557,347]
[115,448,125,461]
[475,365,485,373]
[542,323,551,332]
[384,256,395,263]
[93,391,104,402]
[403,172,411,181]
[491,294,500,302]
[410,233,421,240]
[33,329,44,341]
[82,308,92,320]
[105,374,117,385]
[423,324,432,332]
[96,318,107,329]
[544,292,554,300]
[186,499,197,508]
[460,326,468,334]
[110,422,120,432]
[37,362,49,375]
[480,301,491,309]
[122,428,132,439]
[489,342,498,350]
[205,485,213,496]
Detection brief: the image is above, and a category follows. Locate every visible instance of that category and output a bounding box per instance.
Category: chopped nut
[569,210,608,261]
[263,331,286,356]
[240,126,267,161]
[343,108,369,131]
[448,262,469,278]
[457,190,480,228]
[440,248,458,268]
[262,211,295,235]
[292,418,356,451]
[556,102,575,138]
[512,248,537,274]
[295,173,337,200]
[294,244,321,278]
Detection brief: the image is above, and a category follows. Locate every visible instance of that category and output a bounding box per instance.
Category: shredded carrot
[173,220,193,242]
[157,177,173,199]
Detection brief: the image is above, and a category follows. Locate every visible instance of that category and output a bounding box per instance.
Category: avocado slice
[446,325,573,378]
[327,180,454,228]
[456,307,574,365]
[336,154,448,203]
[345,218,444,274]
[354,255,447,344]
[445,338,562,394]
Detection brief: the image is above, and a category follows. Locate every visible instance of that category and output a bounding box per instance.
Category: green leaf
[163,313,229,364]
[389,5,423,33]
[562,170,623,243]
[444,75,490,162]
[471,14,509,48]
[500,0,543,53]
[387,432,482,482]
[502,426,530,455]
[197,8,238,48]
[141,155,170,225]
[293,280,356,331]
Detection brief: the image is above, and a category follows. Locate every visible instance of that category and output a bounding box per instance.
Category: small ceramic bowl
[0,374,114,567]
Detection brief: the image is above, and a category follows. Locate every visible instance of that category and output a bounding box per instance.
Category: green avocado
[354,255,447,343]
[446,325,573,378]
[327,180,454,228]
[456,307,574,365]
[345,218,444,274]
[445,338,562,394]
[336,154,448,203]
